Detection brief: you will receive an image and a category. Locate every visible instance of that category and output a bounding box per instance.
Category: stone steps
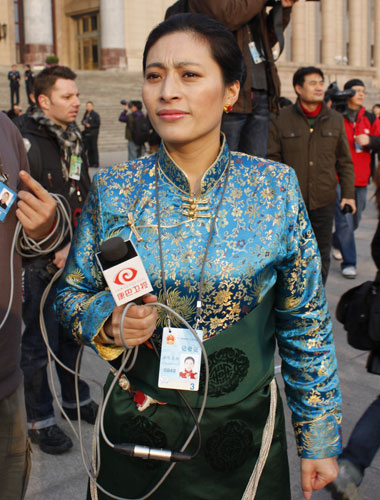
[0,66,145,153]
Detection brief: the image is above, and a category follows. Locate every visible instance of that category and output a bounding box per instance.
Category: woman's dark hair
[143,13,246,86]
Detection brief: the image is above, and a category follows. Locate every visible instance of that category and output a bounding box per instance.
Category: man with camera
[267,66,355,284]
[165,0,298,157]
[332,79,380,279]
[118,100,148,160]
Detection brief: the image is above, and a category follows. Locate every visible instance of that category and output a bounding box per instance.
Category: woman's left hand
[301,457,339,499]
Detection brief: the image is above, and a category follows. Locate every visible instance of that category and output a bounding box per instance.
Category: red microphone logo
[114,268,138,285]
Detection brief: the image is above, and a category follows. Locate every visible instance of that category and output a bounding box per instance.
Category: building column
[374,0,380,86]
[360,0,369,67]
[100,0,126,70]
[334,0,345,64]
[348,0,362,66]
[291,0,306,63]
[23,0,54,64]
[305,0,317,64]
[321,0,336,65]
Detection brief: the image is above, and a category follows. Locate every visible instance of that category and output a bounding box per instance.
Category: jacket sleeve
[275,168,342,459]
[189,0,267,31]
[266,115,283,163]
[335,114,355,200]
[55,174,124,361]
[93,112,100,129]
[368,116,380,152]
[118,110,129,124]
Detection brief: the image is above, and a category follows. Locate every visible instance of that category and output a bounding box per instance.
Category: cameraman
[332,79,380,279]
[165,0,298,157]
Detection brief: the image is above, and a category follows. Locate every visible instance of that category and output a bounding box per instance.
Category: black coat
[8,70,20,88]
[20,116,91,227]
[81,110,100,136]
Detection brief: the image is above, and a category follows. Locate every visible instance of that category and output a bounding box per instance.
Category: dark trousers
[21,260,91,427]
[307,203,335,285]
[341,394,380,476]
[83,132,99,167]
[221,89,269,158]
[10,86,19,106]
[26,86,34,105]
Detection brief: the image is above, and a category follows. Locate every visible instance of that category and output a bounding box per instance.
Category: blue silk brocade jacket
[56,137,342,460]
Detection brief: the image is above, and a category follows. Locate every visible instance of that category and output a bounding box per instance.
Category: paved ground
[24,153,380,499]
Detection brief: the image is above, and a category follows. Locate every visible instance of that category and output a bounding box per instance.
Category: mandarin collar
[156,134,230,196]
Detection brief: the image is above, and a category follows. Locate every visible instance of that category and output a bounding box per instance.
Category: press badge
[158,327,203,391]
[0,181,17,222]
[248,41,264,64]
[69,155,82,181]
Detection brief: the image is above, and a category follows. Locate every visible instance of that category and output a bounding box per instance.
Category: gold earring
[223,104,233,114]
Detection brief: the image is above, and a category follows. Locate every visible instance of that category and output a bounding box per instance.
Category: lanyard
[154,155,231,330]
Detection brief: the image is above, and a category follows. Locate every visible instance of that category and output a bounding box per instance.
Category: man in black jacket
[81,101,100,168]
[8,64,21,106]
[19,65,97,455]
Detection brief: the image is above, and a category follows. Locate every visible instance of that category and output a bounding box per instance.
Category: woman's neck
[165,133,221,196]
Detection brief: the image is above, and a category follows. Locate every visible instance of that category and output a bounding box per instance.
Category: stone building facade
[1,0,380,99]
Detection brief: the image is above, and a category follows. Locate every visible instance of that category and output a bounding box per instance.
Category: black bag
[336,272,380,351]
[131,114,150,146]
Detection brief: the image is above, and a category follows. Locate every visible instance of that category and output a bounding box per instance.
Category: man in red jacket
[333,79,380,278]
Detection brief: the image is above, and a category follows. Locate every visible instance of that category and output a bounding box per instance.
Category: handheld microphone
[96,236,153,306]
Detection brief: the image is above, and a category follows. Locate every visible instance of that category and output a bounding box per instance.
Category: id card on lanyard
[69,155,82,181]
[158,327,204,391]
[0,166,17,222]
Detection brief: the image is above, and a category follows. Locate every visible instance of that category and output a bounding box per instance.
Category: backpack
[336,273,380,351]
[131,114,150,146]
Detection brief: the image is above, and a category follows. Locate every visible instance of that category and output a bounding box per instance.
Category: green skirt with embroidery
[88,291,291,500]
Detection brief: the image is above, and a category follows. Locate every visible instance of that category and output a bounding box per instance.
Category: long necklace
[154,155,231,329]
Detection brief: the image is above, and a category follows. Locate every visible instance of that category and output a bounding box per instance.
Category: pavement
[24,152,380,499]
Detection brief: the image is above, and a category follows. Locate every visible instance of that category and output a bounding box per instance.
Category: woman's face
[142,31,239,149]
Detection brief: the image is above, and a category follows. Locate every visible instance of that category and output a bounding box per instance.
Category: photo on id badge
[0,182,16,222]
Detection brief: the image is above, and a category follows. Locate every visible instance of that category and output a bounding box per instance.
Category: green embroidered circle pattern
[205,419,253,472]
[199,347,249,397]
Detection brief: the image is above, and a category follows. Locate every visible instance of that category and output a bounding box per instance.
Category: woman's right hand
[105,294,158,347]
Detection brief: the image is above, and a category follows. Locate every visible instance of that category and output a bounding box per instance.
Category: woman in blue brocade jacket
[56,14,341,500]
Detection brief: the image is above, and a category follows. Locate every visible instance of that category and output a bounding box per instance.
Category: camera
[341,204,353,215]
[325,82,355,113]
[120,100,128,106]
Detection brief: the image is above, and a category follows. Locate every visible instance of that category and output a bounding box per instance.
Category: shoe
[333,248,343,260]
[342,266,357,279]
[28,424,73,455]
[326,459,362,500]
[62,400,98,424]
